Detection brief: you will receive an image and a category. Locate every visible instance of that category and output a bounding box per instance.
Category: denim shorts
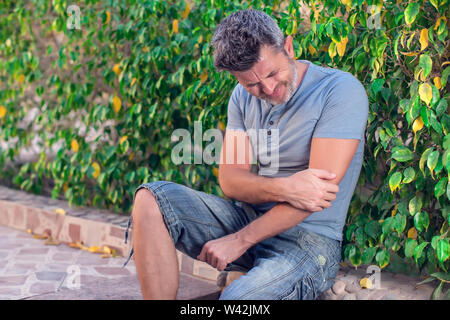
[123,180,342,300]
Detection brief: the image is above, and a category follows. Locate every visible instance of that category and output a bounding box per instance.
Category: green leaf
[372,78,384,96]
[389,172,403,192]
[431,281,443,300]
[349,245,362,267]
[419,54,432,78]
[435,178,447,199]
[375,249,390,269]
[383,120,397,137]
[391,146,414,162]
[364,220,380,239]
[437,239,450,263]
[427,150,439,176]
[420,147,434,175]
[394,213,407,234]
[436,99,448,117]
[382,217,395,235]
[430,272,450,282]
[405,239,418,258]
[361,247,377,265]
[404,2,420,25]
[414,211,430,233]
[414,241,428,263]
[403,167,416,183]
[409,195,423,216]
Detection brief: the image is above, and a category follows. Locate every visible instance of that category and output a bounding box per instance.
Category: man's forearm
[236,202,313,245]
[219,166,286,204]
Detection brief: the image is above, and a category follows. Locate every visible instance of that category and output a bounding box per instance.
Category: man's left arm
[198,138,359,271]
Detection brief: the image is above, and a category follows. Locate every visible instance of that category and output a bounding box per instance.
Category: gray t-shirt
[226,59,369,241]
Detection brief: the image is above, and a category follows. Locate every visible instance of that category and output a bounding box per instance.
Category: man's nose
[261,79,277,95]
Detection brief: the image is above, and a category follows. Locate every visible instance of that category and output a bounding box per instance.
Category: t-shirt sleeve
[312,74,369,141]
[226,84,246,131]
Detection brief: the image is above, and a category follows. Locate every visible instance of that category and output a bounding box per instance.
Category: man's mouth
[271,85,282,98]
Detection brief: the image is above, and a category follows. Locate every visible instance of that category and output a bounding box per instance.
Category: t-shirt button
[268,130,272,135]
[269,121,274,125]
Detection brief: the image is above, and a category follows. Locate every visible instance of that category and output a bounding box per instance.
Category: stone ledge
[0,185,220,282]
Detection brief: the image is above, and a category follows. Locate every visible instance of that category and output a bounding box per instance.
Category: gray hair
[211,9,286,72]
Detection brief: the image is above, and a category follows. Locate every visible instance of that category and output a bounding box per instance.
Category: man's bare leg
[132,189,179,299]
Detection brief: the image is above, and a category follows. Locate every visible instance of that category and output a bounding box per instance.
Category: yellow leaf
[63,182,69,193]
[419,28,429,51]
[128,152,134,161]
[433,77,442,89]
[88,246,101,253]
[92,162,101,179]
[200,71,208,83]
[418,83,432,105]
[292,20,298,35]
[112,64,121,76]
[71,139,79,152]
[55,208,66,215]
[379,219,384,224]
[360,277,373,289]
[400,51,419,56]
[105,11,111,24]
[17,74,25,84]
[0,105,6,118]
[391,204,399,217]
[131,77,137,86]
[407,227,417,239]
[212,167,219,178]
[336,37,348,57]
[412,116,424,134]
[198,35,203,43]
[218,121,225,131]
[328,42,337,59]
[172,19,179,34]
[119,136,128,145]
[102,246,112,254]
[113,96,122,113]
[181,2,191,19]
[434,17,447,32]
[45,239,61,246]
[308,43,317,56]
[33,233,50,240]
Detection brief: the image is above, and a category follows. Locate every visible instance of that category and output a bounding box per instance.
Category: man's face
[230,45,299,106]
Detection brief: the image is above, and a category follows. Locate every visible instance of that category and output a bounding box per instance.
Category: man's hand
[197,232,254,271]
[279,168,339,212]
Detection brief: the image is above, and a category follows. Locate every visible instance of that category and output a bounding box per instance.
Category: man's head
[211,9,300,105]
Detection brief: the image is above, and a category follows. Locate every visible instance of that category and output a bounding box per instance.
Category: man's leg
[219,227,341,300]
[132,188,178,299]
[127,180,257,300]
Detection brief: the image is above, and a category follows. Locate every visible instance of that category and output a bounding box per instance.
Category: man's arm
[218,130,339,212]
[199,137,359,270]
[235,137,359,244]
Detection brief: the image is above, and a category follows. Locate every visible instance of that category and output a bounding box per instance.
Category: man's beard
[261,58,299,106]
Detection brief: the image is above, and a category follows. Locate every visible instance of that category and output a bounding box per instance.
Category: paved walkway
[0,225,220,300]
[0,225,446,300]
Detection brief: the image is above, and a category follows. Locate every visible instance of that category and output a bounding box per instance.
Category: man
[124,9,368,300]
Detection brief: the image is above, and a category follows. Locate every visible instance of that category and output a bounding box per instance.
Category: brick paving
[0,183,447,300]
[0,225,220,300]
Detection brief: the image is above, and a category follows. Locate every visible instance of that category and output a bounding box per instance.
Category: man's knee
[132,188,160,221]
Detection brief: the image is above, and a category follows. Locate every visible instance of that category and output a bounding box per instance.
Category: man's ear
[283,35,295,59]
